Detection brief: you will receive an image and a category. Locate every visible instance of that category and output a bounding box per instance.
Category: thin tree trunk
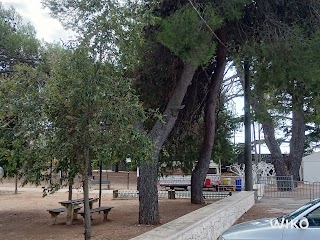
[139,61,198,224]
[191,28,227,204]
[250,95,287,176]
[289,93,305,181]
[68,159,74,200]
[15,174,18,194]
[68,180,73,200]
[83,146,92,240]
[264,122,287,175]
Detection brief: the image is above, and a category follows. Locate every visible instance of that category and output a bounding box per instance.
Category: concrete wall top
[132,191,255,240]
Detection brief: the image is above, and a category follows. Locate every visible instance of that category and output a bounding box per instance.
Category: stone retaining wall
[131,191,255,240]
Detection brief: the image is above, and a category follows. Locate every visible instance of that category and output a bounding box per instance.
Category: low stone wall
[131,191,255,240]
[113,189,231,200]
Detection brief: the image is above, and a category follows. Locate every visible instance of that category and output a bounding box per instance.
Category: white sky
[1,0,73,43]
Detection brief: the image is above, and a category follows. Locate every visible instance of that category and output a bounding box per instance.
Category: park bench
[78,206,113,221]
[47,205,82,224]
[89,179,111,190]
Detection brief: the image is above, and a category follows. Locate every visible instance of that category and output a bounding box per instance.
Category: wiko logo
[270,218,309,229]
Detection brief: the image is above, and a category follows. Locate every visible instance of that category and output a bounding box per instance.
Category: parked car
[218,198,320,240]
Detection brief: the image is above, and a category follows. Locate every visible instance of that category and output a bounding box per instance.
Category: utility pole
[244,59,253,191]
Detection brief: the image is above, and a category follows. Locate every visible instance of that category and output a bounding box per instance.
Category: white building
[300,152,320,183]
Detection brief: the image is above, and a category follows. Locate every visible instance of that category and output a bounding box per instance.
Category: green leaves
[0,65,48,179]
[43,0,149,70]
[0,4,40,73]
[156,5,221,65]
[43,45,152,181]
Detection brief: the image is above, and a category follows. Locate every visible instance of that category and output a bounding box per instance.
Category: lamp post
[125,157,131,189]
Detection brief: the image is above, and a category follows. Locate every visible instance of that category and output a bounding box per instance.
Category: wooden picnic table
[59,198,98,225]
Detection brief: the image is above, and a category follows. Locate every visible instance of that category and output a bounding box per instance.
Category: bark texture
[289,93,305,181]
[68,181,73,200]
[83,146,92,240]
[139,61,198,224]
[191,29,227,204]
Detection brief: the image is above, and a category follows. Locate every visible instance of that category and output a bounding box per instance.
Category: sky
[1,0,73,43]
[1,0,291,155]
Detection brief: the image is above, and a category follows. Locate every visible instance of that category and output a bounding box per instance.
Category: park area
[0,171,290,240]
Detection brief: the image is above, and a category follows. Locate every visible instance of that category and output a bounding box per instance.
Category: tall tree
[139,3,222,223]
[187,0,249,204]
[231,0,320,180]
[191,28,227,204]
[43,45,151,239]
[0,4,42,183]
[244,29,320,180]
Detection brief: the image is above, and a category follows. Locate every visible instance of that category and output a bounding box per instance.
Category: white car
[219,198,320,240]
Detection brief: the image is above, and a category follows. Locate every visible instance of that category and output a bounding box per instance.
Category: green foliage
[42,0,151,71]
[159,120,203,174]
[159,102,241,173]
[43,45,152,185]
[244,26,320,153]
[251,28,320,112]
[0,4,40,73]
[0,2,153,187]
[0,4,45,182]
[212,107,241,166]
[0,65,48,180]
[217,0,250,20]
[156,5,222,65]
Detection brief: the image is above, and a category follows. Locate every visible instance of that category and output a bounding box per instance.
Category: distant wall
[131,191,255,240]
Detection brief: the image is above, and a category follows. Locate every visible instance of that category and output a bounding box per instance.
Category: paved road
[256,197,311,214]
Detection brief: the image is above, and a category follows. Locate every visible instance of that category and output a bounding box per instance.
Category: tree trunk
[191,29,227,204]
[289,93,305,181]
[68,181,73,200]
[87,162,92,176]
[83,146,92,240]
[139,61,198,224]
[15,174,18,194]
[262,119,287,176]
[251,95,287,176]
[138,155,159,225]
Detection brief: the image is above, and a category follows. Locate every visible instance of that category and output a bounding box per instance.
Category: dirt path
[1,171,304,239]
[0,190,206,240]
[0,171,205,240]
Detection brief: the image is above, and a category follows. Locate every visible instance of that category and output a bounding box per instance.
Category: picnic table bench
[47,205,82,224]
[89,179,111,190]
[78,206,113,221]
[47,198,98,225]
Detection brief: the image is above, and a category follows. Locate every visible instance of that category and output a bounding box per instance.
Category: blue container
[235,179,242,191]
